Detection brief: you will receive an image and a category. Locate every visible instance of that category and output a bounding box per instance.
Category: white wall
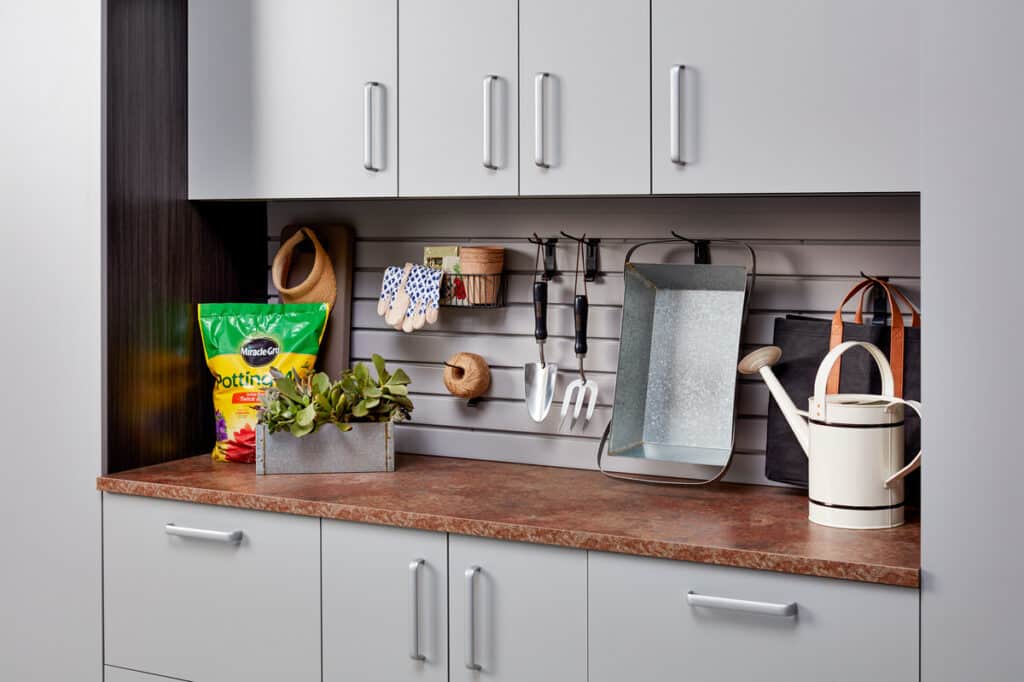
[0,2,104,680]
[921,2,1024,680]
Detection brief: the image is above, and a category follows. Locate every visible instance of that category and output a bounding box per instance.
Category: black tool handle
[533,281,548,341]
[574,294,589,356]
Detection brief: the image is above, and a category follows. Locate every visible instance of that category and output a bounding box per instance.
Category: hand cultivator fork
[560,234,598,431]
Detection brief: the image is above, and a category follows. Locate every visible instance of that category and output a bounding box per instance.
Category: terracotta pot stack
[459,246,505,305]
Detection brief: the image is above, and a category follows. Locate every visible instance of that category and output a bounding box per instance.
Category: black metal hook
[859,271,891,326]
[528,233,560,280]
[560,231,601,281]
[670,231,711,265]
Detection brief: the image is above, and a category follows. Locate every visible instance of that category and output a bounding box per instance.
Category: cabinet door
[103,494,320,682]
[323,521,447,682]
[189,0,397,199]
[519,0,650,196]
[652,0,918,194]
[399,0,517,197]
[449,535,587,682]
[589,552,919,682]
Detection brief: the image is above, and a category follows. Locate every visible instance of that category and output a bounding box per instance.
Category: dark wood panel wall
[106,0,267,472]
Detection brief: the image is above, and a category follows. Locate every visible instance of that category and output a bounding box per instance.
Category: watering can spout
[738,347,810,456]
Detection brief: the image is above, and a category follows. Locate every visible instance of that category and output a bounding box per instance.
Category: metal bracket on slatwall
[860,271,891,326]
[559,231,601,281]
[528,234,561,280]
[584,238,601,281]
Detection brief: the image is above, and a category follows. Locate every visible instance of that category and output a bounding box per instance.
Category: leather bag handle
[854,281,921,327]
[827,277,906,397]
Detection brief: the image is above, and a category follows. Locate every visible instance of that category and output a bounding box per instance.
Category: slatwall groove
[268,196,918,486]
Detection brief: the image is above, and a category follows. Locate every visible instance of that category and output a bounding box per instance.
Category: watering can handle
[811,341,895,421]
[884,399,923,489]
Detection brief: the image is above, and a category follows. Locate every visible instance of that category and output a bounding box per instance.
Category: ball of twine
[443,353,491,399]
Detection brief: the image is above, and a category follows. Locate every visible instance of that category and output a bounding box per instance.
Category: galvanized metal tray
[604,239,755,484]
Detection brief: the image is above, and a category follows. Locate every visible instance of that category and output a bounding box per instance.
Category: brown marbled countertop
[97,454,920,588]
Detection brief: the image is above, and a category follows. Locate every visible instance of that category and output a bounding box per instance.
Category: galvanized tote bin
[255,422,395,474]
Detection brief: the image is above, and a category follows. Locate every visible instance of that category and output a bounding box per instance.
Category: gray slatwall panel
[352,300,868,344]
[347,361,769,415]
[395,424,779,486]
[345,271,920,309]
[267,196,919,486]
[352,239,920,277]
[404,394,768,450]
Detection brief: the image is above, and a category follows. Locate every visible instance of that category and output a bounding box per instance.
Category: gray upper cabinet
[652,0,919,194]
[188,0,398,199]
[519,0,651,196]
[399,0,518,197]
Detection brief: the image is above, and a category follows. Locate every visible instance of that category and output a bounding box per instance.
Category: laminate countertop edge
[96,455,920,589]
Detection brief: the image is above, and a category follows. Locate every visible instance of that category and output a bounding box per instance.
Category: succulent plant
[258,354,413,437]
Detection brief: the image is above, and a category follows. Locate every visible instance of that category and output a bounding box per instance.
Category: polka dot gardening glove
[424,268,443,325]
[401,265,431,333]
[383,263,414,327]
[377,265,404,317]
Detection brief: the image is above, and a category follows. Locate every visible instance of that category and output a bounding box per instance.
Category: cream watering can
[739,341,922,529]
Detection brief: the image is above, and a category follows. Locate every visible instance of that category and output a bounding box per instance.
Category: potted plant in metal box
[255,354,413,474]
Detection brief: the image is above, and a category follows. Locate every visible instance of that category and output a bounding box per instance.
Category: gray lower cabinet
[104,495,919,682]
[589,551,919,682]
[103,494,321,682]
[449,535,588,682]
[322,520,448,682]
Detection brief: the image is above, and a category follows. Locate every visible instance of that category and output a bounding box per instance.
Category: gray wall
[269,196,919,484]
[0,1,104,680]
[921,2,1024,679]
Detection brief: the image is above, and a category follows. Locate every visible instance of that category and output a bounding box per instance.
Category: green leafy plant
[258,354,413,437]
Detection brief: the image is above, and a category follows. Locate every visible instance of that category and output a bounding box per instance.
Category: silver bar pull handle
[670,65,686,165]
[687,591,797,617]
[165,523,242,544]
[534,73,550,168]
[409,559,426,661]
[483,75,499,170]
[364,81,381,172]
[465,566,482,670]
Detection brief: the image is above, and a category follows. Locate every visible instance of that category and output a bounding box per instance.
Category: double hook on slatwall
[527,232,601,281]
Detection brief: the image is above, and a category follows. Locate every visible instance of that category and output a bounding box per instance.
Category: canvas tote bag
[765,278,921,495]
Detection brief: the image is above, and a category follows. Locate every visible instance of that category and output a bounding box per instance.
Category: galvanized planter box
[255,422,395,475]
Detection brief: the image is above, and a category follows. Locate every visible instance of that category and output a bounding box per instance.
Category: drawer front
[103,494,320,682]
[589,552,918,682]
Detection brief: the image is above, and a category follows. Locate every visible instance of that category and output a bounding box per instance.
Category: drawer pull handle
[687,591,797,617]
[165,523,243,544]
[465,565,482,670]
[409,559,426,661]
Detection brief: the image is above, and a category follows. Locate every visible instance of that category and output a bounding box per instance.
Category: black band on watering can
[808,419,905,429]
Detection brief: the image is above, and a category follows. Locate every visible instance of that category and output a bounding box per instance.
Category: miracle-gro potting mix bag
[198,303,329,463]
